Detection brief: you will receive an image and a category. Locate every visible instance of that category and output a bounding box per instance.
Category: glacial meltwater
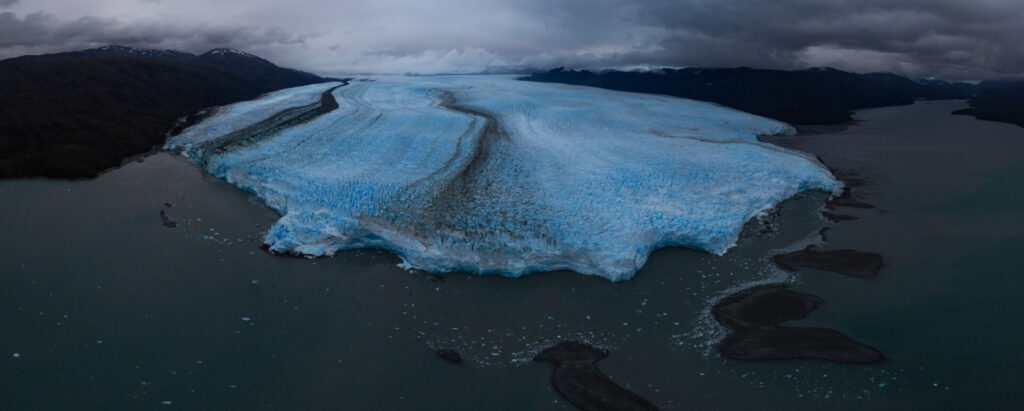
[2,99,1022,409]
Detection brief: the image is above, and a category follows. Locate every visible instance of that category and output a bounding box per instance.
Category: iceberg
[167,75,840,281]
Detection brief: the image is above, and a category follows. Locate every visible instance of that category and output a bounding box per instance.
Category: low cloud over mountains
[2,0,1022,80]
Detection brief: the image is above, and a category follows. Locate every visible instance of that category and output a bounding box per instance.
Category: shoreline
[709,125,887,363]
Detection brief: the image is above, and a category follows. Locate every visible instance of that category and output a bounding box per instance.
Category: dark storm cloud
[317,0,1024,79]
[0,0,18,7]
[1,0,1022,80]
[613,0,1024,79]
[0,11,307,59]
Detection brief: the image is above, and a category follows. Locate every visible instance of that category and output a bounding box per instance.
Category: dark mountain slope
[193,48,326,88]
[0,46,333,179]
[953,81,1024,128]
[522,67,976,125]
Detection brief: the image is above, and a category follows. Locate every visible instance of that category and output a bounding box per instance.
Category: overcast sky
[2,0,1022,80]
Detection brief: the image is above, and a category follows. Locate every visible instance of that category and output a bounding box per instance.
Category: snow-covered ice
[167,75,840,281]
[166,81,341,161]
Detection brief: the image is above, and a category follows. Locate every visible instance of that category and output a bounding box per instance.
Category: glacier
[167,81,343,162]
[167,75,840,281]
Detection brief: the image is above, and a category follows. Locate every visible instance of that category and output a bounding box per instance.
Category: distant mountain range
[0,46,335,178]
[4,45,1021,180]
[522,68,1024,128]
[4,45,327,86]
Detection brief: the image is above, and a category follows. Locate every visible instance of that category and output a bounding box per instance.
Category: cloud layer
[2,0,1022,80]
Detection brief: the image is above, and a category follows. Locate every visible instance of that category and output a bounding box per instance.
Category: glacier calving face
[167,75,840,281]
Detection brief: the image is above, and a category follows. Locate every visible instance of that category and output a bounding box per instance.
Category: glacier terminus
[166,75,840,281]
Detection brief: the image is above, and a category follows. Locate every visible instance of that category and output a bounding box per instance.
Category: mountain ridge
[0,45,336,179]
[521,67,980,125]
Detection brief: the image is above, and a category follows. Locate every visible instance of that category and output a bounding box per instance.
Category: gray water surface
[2,100,1022,409]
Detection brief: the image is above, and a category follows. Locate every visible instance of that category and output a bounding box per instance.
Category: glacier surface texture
[167,75,840,281]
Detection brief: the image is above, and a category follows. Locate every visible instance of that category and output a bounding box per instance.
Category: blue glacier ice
[167,75,840,281]
[166,81,342,160]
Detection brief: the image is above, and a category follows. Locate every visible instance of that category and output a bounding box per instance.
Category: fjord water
[1,100,1021,409]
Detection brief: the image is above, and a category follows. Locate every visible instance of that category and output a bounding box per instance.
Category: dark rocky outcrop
[773,246,883,278]
[713,284,822,329]
[713,285,884,363]
[534,342,659,411]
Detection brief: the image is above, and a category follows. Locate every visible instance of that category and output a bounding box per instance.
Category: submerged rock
[712,284,884,364]
[719,327,886,363]
[435,349,462,364]
[827,188,874,209]
[821,211,858,221]
[829,168,869,189]
[534,341,659,411]
[773,246,883,278]
[159,210,178,228]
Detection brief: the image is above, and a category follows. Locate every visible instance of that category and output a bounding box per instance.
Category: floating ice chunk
[169,75,839,281]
